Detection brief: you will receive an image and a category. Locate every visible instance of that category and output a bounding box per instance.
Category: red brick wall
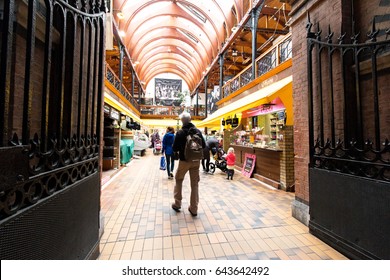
[290,0,390,203]
[355,1,390,42]
[289,0,350,203]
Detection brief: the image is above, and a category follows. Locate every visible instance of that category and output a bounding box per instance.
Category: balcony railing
[140,105,206,119]
[222,34,292,98]
[105,64,139,110]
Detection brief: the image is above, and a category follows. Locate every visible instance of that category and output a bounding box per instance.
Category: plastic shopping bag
[160,156,166,170]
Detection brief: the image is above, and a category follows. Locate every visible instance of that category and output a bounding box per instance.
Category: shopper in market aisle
[202,136,219,173]
[224,147,236,180]
[162,126,175,179]
[171,112,206,216]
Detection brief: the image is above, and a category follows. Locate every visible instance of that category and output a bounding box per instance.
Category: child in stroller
[208,147,228,174]
[153,139,162,155]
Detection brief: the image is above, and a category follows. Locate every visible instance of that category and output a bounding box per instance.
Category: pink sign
[242,97,285,118]
[242,153,256,178]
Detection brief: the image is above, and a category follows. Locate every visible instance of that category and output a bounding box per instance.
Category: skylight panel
[177,2,207,24]
[176,28,199,44]
[177,46,193,58]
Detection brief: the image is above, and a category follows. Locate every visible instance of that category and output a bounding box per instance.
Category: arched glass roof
[114,0,241,90]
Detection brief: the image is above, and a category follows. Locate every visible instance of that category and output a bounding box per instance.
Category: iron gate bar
[0,0,14,146]
[77,17,86,139]
[22,0,37,144]
[326,26,336,147]
[339,33,350,148]
[368,23,381,151]
[306,13,315,163]
[315,24,325,147]
[65,11,76,140]
[353,34,363,149]
[97,15,105,143]
[91,21,99,138]
[84,20,93,138]
[58,3,67,146]
[41,0,54,152]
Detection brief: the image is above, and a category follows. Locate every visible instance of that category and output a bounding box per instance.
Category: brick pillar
[279,125,295,191]
[289,0,352,225]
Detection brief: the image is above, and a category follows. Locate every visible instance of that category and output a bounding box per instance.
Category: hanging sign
[110,108,120,120]
[232,114,239,127]
[104,104,111,115]
[242,153,256,178]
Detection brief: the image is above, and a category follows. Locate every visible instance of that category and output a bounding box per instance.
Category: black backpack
[184,128,204,161]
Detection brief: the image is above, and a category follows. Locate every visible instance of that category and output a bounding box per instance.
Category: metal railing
[105,64,139,110]
[222,34,292,98]
[139,105,206,119]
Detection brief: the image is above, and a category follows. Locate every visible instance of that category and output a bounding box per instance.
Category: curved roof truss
[114,0,241,91]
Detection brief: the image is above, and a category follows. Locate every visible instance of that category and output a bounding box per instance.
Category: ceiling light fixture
[232,49,238,57]
[119,30,126,37]
[231,25,239,32]
[113,9,124,20]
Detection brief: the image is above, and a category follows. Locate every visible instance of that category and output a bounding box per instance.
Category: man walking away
[162,126,175,179]
[171,112,206,216]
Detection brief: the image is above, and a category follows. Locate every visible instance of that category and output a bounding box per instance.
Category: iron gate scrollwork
[306,14,390,182]
[306,12,390,259]
[0,0,106,220]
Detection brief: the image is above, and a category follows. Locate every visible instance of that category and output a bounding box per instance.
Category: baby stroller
[153,139,162,155]
[208,148,227,174]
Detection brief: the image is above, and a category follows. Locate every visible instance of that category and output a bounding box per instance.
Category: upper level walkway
[98,150,347,260]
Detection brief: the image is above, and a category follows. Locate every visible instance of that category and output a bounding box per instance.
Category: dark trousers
[202,147,210,171]
[202,157,210,171]
[165,154,175,176]
[227,169,235,179]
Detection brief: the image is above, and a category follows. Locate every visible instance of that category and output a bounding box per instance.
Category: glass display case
[230,110,285,150]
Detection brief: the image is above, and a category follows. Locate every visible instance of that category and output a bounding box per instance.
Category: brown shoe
[171,204,181,212]
[188,207,197,217]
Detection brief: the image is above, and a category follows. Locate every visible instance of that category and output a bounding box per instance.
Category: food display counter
[231,144,281,187]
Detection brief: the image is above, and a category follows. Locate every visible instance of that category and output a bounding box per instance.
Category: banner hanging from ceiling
[155,78,182,106]
[207,85,221,115]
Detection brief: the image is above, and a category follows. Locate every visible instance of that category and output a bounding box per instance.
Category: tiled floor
[98,149,348,260]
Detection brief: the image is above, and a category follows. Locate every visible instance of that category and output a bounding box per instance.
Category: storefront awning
[198,76,292,127]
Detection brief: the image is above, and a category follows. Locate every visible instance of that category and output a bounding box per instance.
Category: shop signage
[110,108,120,120]
[242,153,256,178]
[232,114,239,127]
[104,104,111,115]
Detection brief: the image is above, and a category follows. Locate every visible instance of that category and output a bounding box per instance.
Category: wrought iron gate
[0,0,106,259]
[306,14,390,259]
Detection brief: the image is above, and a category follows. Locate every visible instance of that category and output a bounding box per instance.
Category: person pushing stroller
[207,146,228,174]
[202,137,219,173]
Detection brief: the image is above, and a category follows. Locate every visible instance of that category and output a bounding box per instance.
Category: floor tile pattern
[99,150,347,260]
